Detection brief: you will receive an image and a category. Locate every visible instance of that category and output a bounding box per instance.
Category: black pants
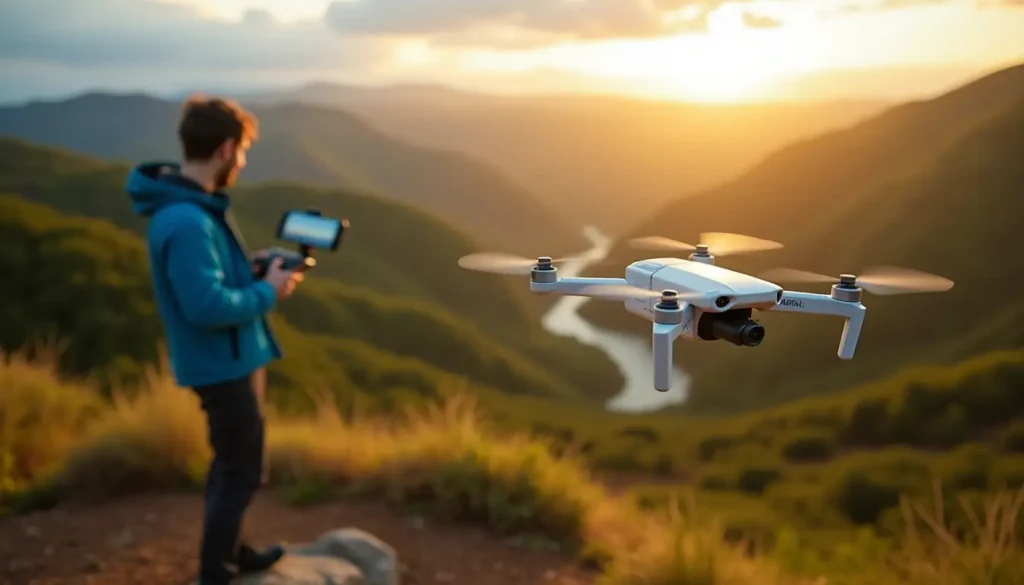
[190,372,265,584]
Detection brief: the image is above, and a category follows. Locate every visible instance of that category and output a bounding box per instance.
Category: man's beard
[214,161,239,190]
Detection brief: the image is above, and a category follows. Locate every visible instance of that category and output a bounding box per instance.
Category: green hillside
[0,194,611,410]
[578,63,1024,414]
[481,346,1024,563]
[0,93,585,256]
[0,138,624,401]
[614,347,1024,564]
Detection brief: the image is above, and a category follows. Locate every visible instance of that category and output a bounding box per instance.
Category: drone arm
[652,321,685,391]
[768,292,866,360]
[530,277,627,295]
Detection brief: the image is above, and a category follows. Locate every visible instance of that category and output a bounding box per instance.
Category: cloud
[324,0,658,38]
[323,0,743,41]
[742,12,784,27]
[0,0,390,71]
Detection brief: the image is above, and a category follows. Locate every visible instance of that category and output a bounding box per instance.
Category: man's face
[213,138,249,190]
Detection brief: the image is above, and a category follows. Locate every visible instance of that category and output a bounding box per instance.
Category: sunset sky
[1,0,1022,103]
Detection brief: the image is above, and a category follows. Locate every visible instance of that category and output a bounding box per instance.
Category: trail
[0,492,596,585]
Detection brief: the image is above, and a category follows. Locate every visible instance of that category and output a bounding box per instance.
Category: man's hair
[177,94,259,162]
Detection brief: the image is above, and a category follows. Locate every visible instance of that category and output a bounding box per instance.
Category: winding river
[540,226,690,413]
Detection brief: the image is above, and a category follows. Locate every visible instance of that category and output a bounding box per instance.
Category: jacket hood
[125,161,229,217]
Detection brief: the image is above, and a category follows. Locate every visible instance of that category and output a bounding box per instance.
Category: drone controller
[253,208,350,279]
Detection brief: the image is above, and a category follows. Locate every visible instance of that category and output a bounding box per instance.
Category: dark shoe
[237,543,286,573]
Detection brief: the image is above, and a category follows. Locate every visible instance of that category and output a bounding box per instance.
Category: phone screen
[279,212,343,249]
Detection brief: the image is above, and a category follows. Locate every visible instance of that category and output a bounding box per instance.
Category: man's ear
[217,138,237,161]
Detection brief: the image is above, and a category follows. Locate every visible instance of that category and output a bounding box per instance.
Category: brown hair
[177,94,259,162]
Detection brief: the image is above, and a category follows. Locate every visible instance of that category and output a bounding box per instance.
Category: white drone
[457,233,955,392]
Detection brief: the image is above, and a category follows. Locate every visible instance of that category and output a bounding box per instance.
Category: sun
[604,8,817,102]
[483,3,821,103]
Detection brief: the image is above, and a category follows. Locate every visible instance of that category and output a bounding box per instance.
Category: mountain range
[577,62,1024,414]
[0,93,585,258]
[242,83,889,235]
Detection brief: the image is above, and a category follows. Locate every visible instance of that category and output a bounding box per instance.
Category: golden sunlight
[465,3,828,103]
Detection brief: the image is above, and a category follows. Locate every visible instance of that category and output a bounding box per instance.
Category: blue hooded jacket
[126,161,282,388]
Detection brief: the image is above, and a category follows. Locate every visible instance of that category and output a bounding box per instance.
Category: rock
[291,528,399,585]
[234,555,364,585]
[232,528,400,585]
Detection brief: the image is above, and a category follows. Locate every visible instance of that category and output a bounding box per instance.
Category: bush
[842,398,892,446]
[616,425,660,443]
[1000,422,1024,453]
[697,434,738,462]
[0,349,106,493]
[832,471,902,525]
[781,433,836,463]
[737,467,783,495]
[921,405,970,449]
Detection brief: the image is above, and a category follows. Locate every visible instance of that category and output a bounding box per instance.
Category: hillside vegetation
[3,348,1023,585]
[0,93,585,256]
[0,195,592,407]
[616,349,1024,554]
[3,131,1023,583]
[579,63,1024,413]
[252,82,887,233]
[0,140,624,403]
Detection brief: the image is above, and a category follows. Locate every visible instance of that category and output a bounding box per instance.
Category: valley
[3,60,1024,585]
[578,63,1024,415]
[246,83,890,234]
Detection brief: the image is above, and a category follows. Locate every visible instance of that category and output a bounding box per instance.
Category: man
[125,95,301,584]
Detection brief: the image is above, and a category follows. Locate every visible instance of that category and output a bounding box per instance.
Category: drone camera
[254,208,349,278]
[698,308,765,347]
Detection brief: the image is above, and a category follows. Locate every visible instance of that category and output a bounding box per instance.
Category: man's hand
[251,249,271,275]
[262,257,304,299]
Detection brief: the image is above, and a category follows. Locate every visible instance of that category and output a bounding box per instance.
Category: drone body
[458,233,953,393]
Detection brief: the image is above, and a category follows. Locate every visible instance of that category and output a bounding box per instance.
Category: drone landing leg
[767,292,866,360]
[652,322,685,391]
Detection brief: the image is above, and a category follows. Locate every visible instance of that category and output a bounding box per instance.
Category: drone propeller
[456,251,592,275]
[628,232,784,257]
[574,284,704,303]
[759,266,955,296]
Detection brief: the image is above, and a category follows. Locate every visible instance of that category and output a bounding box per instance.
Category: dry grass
[2,349,1021,585]
[885,482,1024,585]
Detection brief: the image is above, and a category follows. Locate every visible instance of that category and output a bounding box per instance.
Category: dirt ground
[0,492,599,585]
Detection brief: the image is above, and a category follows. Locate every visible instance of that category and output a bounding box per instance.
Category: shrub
[697,434,739,462]
[921,404,970,449]
[1000,422,1024,453]
[781,433,836,463]
[841,397,892,446]
[617,425,660,443]
[737,467,783,495]
[832,471,902,525]
[0,349,106,494]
